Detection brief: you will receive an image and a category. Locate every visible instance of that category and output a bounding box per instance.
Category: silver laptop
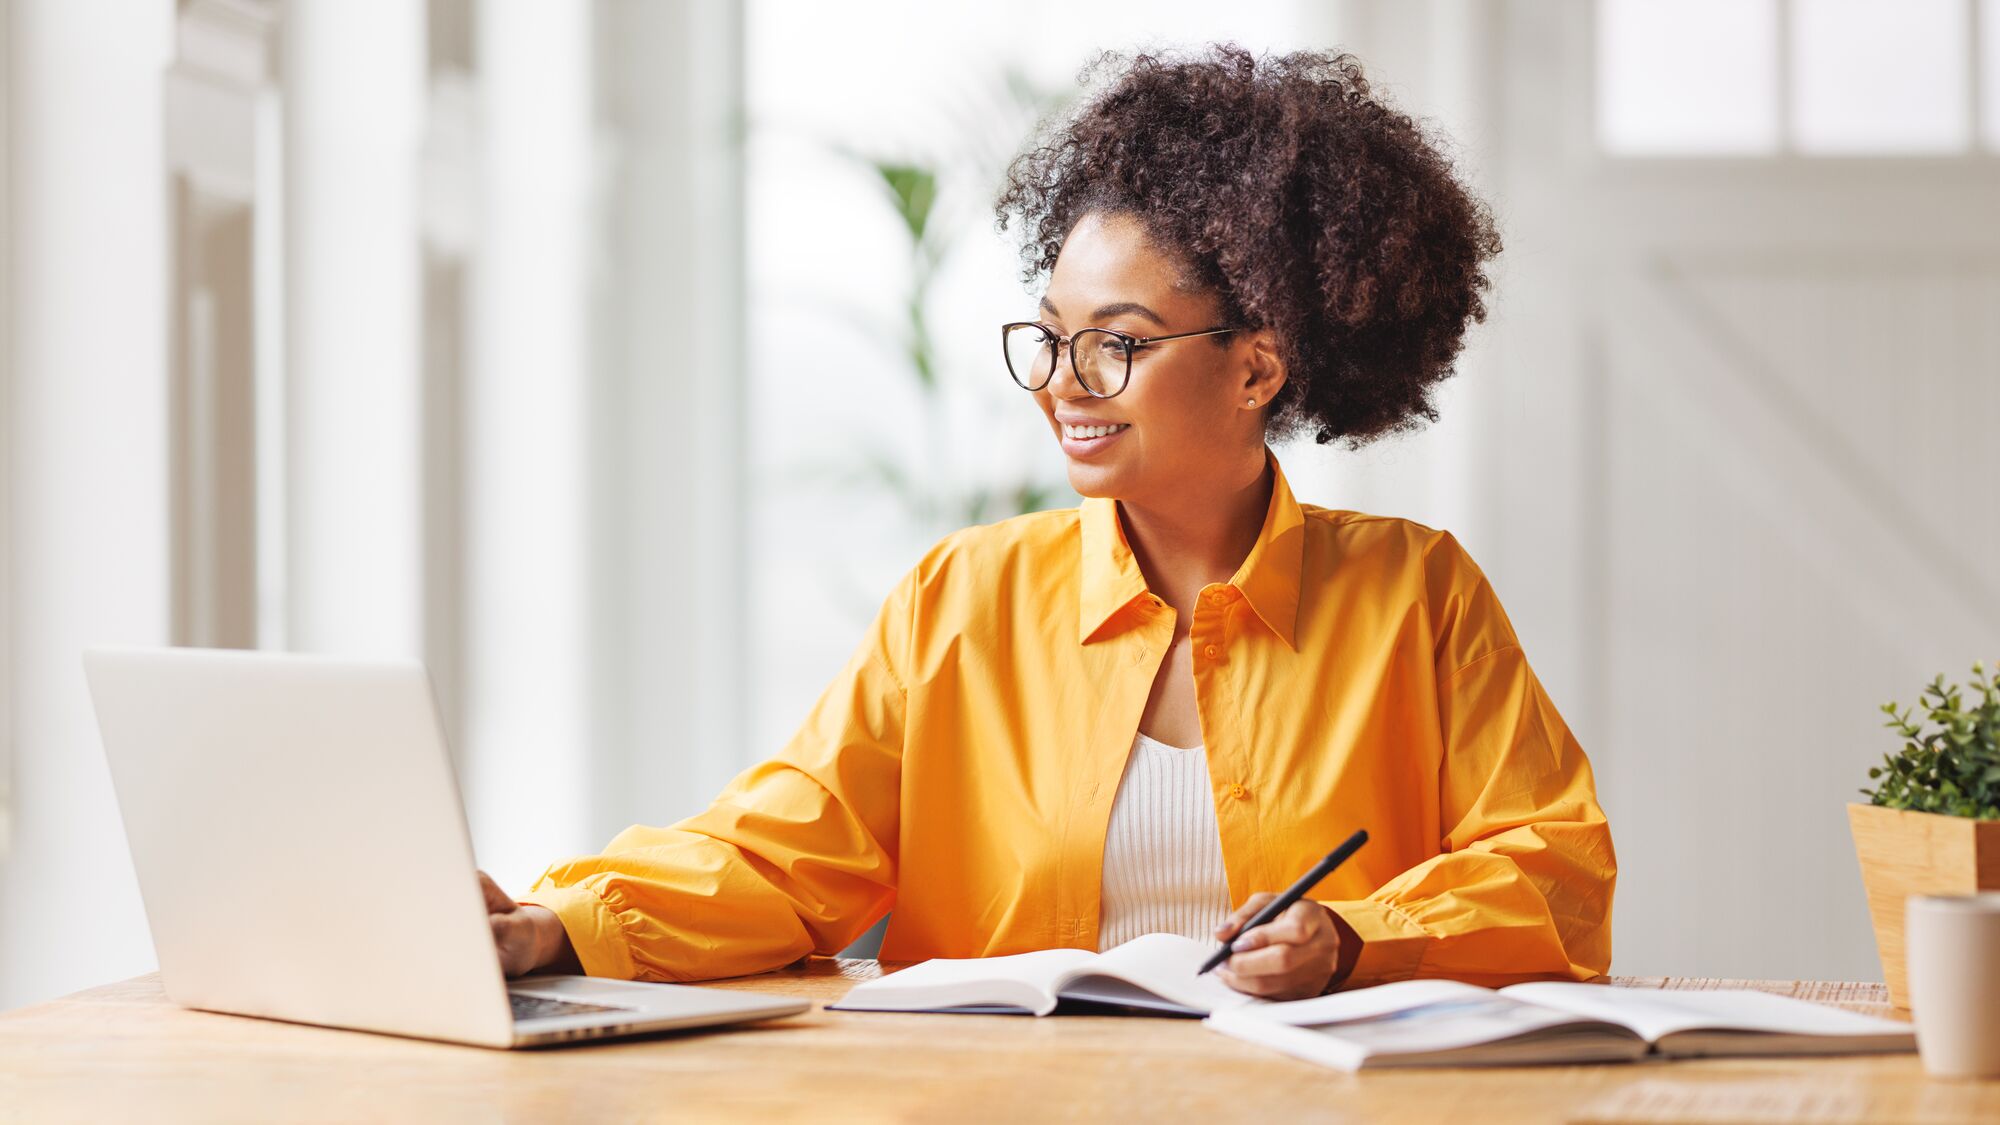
[82,646,810,1048]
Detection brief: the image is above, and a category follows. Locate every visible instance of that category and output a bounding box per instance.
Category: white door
[1527,1,2000,979]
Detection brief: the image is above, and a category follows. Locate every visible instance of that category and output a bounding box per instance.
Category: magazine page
[1499,982,1917,1047]
[1214,979,1500,1026]
[1206,980,1645,1070]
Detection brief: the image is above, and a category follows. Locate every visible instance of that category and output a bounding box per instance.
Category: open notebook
[827,933,1261,1017]
[1204,979,1916,1070]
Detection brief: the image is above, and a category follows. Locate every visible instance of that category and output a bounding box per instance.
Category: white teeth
[1063,423,1130,439]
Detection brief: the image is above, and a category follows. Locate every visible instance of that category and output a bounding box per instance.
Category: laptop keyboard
[510,992,631,1022]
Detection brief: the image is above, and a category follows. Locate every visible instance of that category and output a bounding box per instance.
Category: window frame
[1592,0,2000,161]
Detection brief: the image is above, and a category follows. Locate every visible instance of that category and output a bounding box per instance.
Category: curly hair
[995,45,1502,447]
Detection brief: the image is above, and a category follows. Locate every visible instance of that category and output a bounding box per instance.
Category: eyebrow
[1038,296,1168,329]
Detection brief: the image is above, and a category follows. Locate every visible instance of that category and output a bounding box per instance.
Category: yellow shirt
[523,452,1615,988]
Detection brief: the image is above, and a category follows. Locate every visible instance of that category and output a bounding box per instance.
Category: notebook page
[1058,933,1261,1014]
[834,947,1097,1014]
[1499,982,1915,1043]
[1226,979,1501,1026]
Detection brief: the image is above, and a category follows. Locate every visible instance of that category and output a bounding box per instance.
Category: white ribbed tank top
[1096,731,1234,951]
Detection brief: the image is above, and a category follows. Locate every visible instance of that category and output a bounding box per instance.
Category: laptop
[81,645,810,1048]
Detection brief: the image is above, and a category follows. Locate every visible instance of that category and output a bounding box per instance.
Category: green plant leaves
[1863,661,2000,819]
[872,162,938,247]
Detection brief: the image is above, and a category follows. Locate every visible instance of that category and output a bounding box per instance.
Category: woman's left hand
[1212,894,1343,1000]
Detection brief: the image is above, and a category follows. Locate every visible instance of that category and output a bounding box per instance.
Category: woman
[483,45,1614,1001]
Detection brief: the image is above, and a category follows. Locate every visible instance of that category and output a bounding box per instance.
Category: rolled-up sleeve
[1317,539,1616,988]
[519,569,913,983]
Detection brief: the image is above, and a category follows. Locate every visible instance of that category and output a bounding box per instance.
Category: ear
[1238,329,1288,411]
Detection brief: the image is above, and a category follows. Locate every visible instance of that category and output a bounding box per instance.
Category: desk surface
[1,963,1990,1123]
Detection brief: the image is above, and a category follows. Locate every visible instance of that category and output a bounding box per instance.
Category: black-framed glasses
[1000,321,1241,398]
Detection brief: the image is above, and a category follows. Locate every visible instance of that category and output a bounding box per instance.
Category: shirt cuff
[1318,897,1431,988]
[518,883,639,981]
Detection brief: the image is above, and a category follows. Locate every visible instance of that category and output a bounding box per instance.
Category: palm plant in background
[825,69,1076,553]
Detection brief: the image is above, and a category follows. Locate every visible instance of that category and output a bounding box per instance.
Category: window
[1597,0,2000,155]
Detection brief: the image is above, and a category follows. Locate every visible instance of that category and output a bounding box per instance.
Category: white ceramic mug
[1907,893,2000,1078]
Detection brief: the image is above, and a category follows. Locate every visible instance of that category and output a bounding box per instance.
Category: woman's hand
[1212,894,1345,1000]
[480,870,577,977]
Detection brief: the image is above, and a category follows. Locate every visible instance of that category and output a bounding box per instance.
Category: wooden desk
[1,964,1991,1123]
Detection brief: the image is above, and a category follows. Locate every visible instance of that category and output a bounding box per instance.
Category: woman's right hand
[480,870,577,977]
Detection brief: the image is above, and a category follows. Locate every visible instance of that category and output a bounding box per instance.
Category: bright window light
[1791,0,1971,154]
[1597,0,1781,155]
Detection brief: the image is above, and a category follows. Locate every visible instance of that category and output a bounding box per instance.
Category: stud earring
[1246,398,1257,407]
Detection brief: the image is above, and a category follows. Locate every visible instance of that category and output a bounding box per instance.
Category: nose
[1044,338,1091,400]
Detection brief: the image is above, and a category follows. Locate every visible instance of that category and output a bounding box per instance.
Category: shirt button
[1204,644,1219,659]
[1208,590,1231,606]
[1229,783,1248,800]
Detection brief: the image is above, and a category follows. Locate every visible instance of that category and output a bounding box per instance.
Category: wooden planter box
[1848,802,2000,1008]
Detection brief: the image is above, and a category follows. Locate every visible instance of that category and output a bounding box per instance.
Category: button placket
[1192,594,1219,669]
[1199,588,1275,890]
[1065,601,1168,954]
[1194,585,1240,669]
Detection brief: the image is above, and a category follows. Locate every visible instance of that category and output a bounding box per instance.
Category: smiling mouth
[1061,422,1130,439]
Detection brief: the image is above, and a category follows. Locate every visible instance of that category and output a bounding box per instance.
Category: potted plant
[1850,662,2000,1008]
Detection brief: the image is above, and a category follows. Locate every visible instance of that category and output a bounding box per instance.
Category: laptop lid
[83,647,516,1048]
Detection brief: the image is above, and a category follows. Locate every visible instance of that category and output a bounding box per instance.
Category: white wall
[1,0,14,857]
[0,0,177,1010]
[283,1,425,659]
[585,0,751,847]
[458,1,596,889]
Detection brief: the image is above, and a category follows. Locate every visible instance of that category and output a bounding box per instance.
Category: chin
[1064,460,1128,500]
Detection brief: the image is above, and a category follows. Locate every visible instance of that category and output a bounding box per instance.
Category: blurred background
[3,0,1998,1010]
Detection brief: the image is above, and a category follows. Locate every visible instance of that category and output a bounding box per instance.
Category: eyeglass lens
[1003,324,1130,396]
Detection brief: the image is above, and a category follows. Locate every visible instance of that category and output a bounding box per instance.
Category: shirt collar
[1077,448,1305,650]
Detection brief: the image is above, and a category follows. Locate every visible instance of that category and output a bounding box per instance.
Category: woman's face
[1030,211,1270,504]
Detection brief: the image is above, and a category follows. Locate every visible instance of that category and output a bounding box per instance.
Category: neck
[1116,452,1274,626]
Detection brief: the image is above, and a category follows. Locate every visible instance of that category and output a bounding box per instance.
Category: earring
[1246,398,1257,407]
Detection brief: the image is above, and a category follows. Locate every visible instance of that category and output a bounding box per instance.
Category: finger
[479,870,517,914]
[1215,893,1277,939]
[1232,905,1322,952]
[1227,939,1320,979]
[1215,964,1294,999]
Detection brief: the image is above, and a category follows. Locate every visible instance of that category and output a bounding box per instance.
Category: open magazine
[827,933,1262,1017]
[1203,979,1916,1069]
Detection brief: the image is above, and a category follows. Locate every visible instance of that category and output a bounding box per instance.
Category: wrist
[1318,903,1364,994]
[521,905,571,973]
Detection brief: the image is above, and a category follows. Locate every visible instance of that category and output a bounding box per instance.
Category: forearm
[1318,821,1616,988]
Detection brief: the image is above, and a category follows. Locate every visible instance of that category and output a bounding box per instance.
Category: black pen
[1197,828,1369,976]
